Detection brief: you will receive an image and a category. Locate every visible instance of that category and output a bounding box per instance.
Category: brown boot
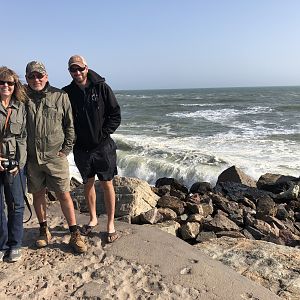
[69,230,87,253]
[36,226,52,248]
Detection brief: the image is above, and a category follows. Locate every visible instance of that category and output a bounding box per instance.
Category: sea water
[68,86,300,188]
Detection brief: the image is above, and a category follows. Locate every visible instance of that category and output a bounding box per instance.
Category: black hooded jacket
[63,70,121,150]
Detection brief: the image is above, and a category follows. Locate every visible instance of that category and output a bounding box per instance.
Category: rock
[153,220,181,236]
[157,207,177,221]
[216,166,257,187]
[215,182,272,203]
[72,177,160,217]
[252,219,279,237]
[189,182,212,194]
[276,183,300,200]
[257,173,298,193]
[151,185,171,197]
[70,176,82,190]
[185,202,204,214]
[112,177,159,218]
[180,222,201,240]
[210,193,240,215]
[187,214,205,223]
[195,237,300,299]
[216,231,245,238]
[279,229,300,247]
[276,204,289,220]
[204,213,240,232]
[196,231,217,243]
[155,177,188,194]
[157,195,185,215]
[256,195,277,218]
[140,207,163,224]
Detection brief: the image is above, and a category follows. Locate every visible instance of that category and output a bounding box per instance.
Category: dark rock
[216,165,257,187]
[257,173,298,193]
[228,212,244,227]
[187,214,205,223]
[203,213,240,232]
[185,193,201,204]
[157,207,177,221]
[151,185,171,197]
[214,182,273,203]
[180,222,201,240]
[210,193,240,215]
[185,202,204,215]
[276,204,289,220]
[189,182,212,194]
[216,231,245,238]
[256,195,277,219]
[140,207,163,224]
[244,226,264,240]
[196,231,217,243]
[157,195,185,215]
[239,197,256,209]
[155,177,188,194]
[279,229,300,247]
[170,189,187,200]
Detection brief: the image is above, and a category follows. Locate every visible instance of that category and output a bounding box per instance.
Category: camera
[2,159,19,171]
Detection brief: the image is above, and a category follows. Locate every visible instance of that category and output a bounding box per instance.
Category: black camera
[2,159,19,171]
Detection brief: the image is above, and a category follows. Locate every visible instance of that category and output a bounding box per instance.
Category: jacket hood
[87,69,105,85]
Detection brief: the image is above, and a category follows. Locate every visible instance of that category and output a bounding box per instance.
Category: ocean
[68,86,300,188]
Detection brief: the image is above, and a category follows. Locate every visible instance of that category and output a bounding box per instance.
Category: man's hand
[57,152,66,157]
[9,166,19,176]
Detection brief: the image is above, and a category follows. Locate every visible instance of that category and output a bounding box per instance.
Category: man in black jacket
[63,55,121,242]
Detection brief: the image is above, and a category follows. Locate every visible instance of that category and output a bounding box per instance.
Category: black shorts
[73,137,118,184]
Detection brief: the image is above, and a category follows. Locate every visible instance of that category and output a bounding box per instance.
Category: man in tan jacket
[26,61,87,253]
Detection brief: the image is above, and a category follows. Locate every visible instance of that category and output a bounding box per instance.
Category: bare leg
[33,188,47,223]
[55,191,77,226]
[84,177,98,226]
[100,180,116,233]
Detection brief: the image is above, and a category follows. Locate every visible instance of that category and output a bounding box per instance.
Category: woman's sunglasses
[0,81,15,86]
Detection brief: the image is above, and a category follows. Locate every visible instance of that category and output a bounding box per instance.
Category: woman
[0,66,27,263]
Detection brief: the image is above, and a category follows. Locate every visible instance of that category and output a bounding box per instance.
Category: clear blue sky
[2,0,300,90]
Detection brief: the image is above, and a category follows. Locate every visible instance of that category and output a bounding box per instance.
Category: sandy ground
[0,201,280,300]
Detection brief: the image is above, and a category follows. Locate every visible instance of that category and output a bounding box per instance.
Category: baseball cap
[26,61,47,75]
[68,55,87,68]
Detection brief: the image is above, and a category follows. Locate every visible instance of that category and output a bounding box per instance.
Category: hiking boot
[7,249,22,262]
[69,230,87,253]
[0,250,7,262]
[36,226,52,248]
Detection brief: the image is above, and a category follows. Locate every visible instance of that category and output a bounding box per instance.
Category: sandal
[106,231,119,243]
[80,224,96,236]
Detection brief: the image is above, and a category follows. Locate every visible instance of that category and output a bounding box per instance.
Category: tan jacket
[0,98,27,168]
[26,84,75,164]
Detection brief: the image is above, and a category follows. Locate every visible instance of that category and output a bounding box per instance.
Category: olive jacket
[0,98,27,168]
[26,83,75,164]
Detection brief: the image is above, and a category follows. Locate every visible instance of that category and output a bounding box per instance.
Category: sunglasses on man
[27,73,45,80]
[69,66,86,73]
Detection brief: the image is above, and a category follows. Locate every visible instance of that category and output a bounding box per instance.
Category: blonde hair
[0,66,27,102]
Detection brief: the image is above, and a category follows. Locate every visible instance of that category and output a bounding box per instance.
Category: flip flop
[80,224,96,236]
[106,231,119,243]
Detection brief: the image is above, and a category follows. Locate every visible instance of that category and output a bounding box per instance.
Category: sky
[2,0,300,90]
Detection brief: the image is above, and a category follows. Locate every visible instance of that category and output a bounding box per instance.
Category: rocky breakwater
[71,166,300,299]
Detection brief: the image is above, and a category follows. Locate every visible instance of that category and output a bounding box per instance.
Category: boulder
[155,177,188,194]
[257,173,298,193]
[157,207,177,221]
[189,182,212,194]
[180,222,201,240]
[112,176,159,217]
[140,207,163,224]
[157,195,185,215]
[256,195,277,219]
[204,213,240,232]
[216,166,257,187]
[153,220,181,236]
